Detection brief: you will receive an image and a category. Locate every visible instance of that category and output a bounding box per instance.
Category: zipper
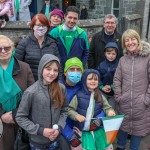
[130,56,134,134]
[48,86,52,128]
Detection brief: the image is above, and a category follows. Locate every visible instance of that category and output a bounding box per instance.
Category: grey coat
[15,54,68,145]
[114,41,150,136]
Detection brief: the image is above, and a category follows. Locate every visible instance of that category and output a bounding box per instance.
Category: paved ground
[113,134,150,150]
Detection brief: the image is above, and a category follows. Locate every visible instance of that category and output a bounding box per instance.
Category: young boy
[97,42,119,109]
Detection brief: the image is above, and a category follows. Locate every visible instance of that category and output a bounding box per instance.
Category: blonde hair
[122,29,141,50]
[0,35,14,47]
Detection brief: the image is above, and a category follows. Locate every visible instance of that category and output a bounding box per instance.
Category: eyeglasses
[0,46,11,52]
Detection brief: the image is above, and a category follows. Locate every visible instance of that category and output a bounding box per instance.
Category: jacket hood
[104,42,119,62]
[38,54,60,85]
[104,42,119,52]
[81,69,100,94]
[123,41,150,57]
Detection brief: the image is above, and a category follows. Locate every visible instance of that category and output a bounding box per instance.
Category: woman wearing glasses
[0,35,34,150]
[15,13,60,81]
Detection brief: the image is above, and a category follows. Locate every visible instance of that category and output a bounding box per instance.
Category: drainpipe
[146,2,150,40]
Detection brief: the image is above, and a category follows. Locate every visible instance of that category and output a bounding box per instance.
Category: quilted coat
[114,41,150,136]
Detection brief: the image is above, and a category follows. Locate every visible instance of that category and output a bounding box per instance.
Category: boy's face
[86,74,98,92]
[105,50,117,62]
[42,62,58,85]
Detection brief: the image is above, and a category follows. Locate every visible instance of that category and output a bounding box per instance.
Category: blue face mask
[67,72,82,85]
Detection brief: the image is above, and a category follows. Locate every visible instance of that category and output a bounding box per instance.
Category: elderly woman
[15,13,60,81]
[0,35,34,150]
[49,8,64,31]
[114,29,150,150]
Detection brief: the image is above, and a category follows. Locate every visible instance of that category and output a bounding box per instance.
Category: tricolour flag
[102,115,124,144]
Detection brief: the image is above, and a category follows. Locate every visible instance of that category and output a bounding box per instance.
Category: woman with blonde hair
[0,35,34,149]
[114,29,150,150]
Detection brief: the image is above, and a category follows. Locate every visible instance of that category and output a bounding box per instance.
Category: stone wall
[0,14,142,42]
[76,0,145,19]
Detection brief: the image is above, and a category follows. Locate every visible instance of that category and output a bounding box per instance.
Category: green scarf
[15,0,20,12]
[45,4,50,19]
[0,56,22,112]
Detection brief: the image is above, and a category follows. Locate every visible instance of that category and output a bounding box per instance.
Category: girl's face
[0,39,13,61]
[42,62,59,85]
[124,36,139,52]
[50,15,62,26]
[86,74,99,92]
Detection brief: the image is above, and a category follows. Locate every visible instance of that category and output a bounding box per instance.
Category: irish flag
[102,115,124,144]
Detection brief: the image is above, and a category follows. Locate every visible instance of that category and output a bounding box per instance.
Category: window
[112,0,120,17]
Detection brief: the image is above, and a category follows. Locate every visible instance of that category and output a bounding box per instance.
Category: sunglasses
[0,46,11,52]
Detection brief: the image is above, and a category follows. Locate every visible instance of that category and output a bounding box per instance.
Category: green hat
[64,57,84,73]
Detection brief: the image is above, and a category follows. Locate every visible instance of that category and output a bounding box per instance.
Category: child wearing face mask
[16,54,69,150]
[68,69,116,150]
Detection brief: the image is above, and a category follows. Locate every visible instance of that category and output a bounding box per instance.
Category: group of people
[0,3,150,150]
[0,0,60,28]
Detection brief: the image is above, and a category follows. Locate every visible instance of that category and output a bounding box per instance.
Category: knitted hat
[64,57,84,73]
[50,9,64,20]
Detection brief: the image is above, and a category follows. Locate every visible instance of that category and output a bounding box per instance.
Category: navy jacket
[75,69,103,130]
[97,59,118,96]
[97,42,119,96]
[40,3,55,14]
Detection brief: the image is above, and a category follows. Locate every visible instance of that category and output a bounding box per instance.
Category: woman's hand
[75,114,86,122]
[107,110,116,116]
[1,111,15,124]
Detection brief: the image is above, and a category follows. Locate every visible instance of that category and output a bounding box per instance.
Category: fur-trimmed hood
[123,41,150,57]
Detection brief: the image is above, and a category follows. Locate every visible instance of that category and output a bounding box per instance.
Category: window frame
[111,0,120,17]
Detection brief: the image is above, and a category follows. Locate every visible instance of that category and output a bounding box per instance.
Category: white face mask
[33,25,48,36]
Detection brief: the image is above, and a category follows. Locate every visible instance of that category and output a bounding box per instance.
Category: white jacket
[9,0,31,21]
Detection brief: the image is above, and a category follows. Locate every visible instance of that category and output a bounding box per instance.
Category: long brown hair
[45,61,64,108]
[88,73,101,103]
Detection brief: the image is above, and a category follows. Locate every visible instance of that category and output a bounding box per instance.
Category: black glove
[90,118,101,131]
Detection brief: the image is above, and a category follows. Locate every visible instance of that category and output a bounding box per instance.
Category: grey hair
[103,14,118,24]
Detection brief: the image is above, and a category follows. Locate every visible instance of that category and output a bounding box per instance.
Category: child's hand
[43,128,54,139]
[75,114,86,122]
[107,110,116,116]
[102,85,111,93]
[50,129,59,141]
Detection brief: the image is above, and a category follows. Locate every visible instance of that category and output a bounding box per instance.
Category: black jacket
[15,33,60,81]
[88,28,123,69]
[80,8,88,19]
[40,3,55,14]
